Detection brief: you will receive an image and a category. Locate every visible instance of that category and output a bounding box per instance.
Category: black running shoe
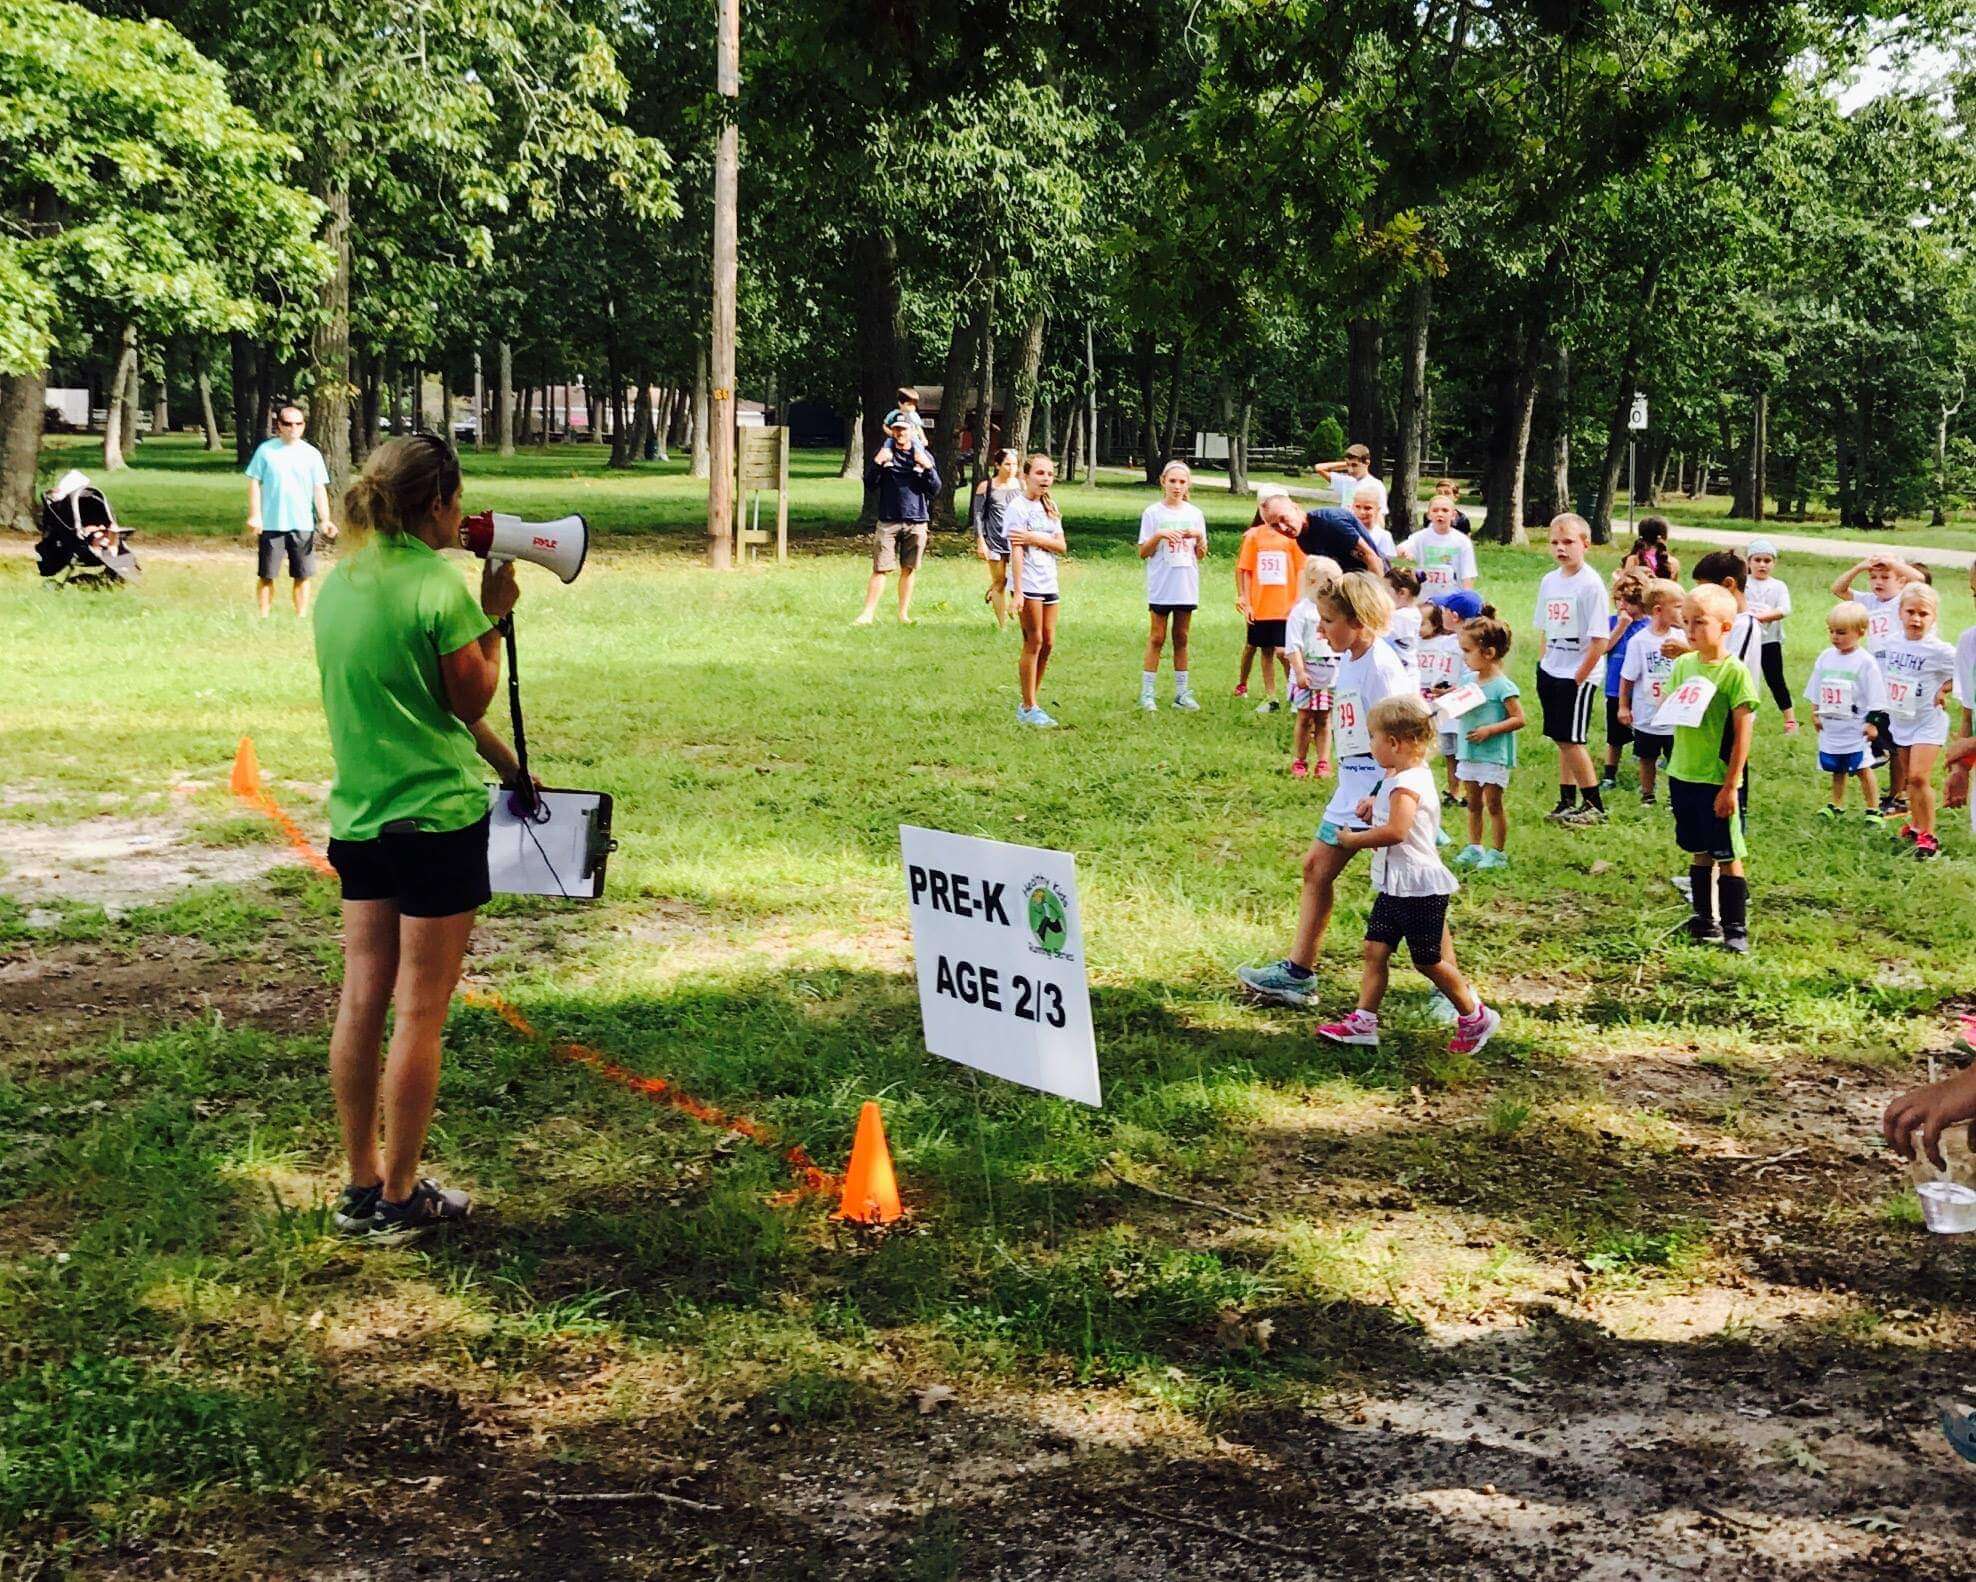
[363,1179,471,1246]
[333,1182,382,1237]
[1688,918,1724,944]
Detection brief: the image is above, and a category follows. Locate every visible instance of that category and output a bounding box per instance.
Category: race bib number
[1334,690,1369,758]
[1816,674,1855,716]
[1544,598,1578,641]
[1645,668,1672,707]
[1654,676,1718,730]
[1434,683,1488,721]
[1163,536,1196,567]
[1886,675,1924,718]
[1418,649,1457,689]
[1256,550,1288,587]
[1868,608,1894,650]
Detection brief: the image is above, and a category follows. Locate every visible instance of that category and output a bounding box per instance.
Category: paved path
[1118,467,1975,569]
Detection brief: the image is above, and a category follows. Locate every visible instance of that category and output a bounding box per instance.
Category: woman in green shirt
[313,434,526,1245]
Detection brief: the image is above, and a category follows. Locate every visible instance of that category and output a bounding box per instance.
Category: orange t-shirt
[1237,526,1304,622]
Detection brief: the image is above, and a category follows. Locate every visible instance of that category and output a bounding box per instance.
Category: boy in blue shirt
[1599,570,1650,794]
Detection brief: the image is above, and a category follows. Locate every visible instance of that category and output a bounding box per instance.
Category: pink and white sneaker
[1449,1004,1501,1055]
[1317,1009,1379,1047]
[1289,759,1309,779]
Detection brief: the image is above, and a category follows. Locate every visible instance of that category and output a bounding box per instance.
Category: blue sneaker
[1172,692,1201,711]
[1029,708,1059,729]
[1426,992,1459,1025]
[1434,826,1453,847]
[1452,844,1485,867]
[1478,848,1509,870]
[1237,960,1318,1008]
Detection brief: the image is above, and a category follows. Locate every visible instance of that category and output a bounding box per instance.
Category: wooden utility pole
[706,0,739,569]
[1083,320,1098,490]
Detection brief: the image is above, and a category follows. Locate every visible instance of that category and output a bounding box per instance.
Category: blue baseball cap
[1428,589,1485,622]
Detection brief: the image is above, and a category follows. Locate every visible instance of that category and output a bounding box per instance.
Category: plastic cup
[1917,1180,1976,1234]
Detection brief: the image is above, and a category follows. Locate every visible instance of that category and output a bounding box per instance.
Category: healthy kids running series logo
[1023,876,1072,959]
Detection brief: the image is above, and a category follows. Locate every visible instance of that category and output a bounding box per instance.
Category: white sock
[1174,670,1190,696]
[1141,670,1157,698]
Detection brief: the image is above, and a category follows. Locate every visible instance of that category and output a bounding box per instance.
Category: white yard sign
[900,825,1100,1107]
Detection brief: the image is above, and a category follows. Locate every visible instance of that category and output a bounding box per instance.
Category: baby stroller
[37,469,140,586]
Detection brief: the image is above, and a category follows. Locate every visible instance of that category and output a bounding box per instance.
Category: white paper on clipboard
[486,787,614,899]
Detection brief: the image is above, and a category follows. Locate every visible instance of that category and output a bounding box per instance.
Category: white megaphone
[459,510,588,583]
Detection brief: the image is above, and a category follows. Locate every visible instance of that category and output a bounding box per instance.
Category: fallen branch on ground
[1103,1161,1260,1224]
[524,1488,723,1513]
[1116,1499,1320,1558]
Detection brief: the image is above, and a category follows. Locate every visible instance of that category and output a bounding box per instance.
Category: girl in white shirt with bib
[1235,572,1419,1010]
[1137,461,1208,711]
[1883,583,1958,859]
[1315,695,1500,1055]
[1007,453,1068,729]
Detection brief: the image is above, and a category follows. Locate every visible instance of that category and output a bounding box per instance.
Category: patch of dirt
[0,811,302,921]
[0,933,333,1062]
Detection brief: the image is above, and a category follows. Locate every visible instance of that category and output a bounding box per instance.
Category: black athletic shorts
[1150,603,1197,617]
[1633,729,1673,765]
[258,530,317,581]
[1246,618,1287,650]
[1605,695,1633,750]
[1365,891,1451,966]
[328,813,492,918]
[1537,669,1598,744]
[1668,776,1746,863]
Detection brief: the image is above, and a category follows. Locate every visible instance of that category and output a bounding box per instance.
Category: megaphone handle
[499,613,535,815]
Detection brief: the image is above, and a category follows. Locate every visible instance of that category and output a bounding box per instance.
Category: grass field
[5,437,1976,1578]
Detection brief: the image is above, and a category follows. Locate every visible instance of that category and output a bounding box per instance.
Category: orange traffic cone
[229,735,263,800]
[837,1101,902,1224]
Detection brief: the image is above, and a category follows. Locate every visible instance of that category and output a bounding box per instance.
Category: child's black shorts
[1633,729,1672,765]
[1604,694,1633,750]
[1668,776,1746,863]
[1365,891,1451,966]
[1537,670,1597,744]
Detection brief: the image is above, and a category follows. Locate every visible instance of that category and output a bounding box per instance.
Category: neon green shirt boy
[312,535,492,841]
[1666,652,1760,786]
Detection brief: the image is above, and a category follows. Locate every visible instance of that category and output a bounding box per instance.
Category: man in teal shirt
[245,404,336,617]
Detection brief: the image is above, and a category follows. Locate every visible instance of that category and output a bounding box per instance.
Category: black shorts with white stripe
[1537,669,1598,745]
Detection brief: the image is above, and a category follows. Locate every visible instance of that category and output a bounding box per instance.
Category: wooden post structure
[706,0,739,569]
[473,351,484,450]
[735,425,790,564]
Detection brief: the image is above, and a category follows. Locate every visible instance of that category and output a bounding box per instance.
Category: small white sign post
[899,825,1100,1107]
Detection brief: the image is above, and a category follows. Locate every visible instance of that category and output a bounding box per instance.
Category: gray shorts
[258,530,316,581]
[873,520,927,573]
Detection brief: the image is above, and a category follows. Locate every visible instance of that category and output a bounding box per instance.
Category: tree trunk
[410,363,425,434]
[306,180,353,492]
[1346,316,1385,468]
[1548,343,1571,520]
[1234,394,1254,496]
[1392,276,1432,532]
[1935,403,1955,527]
[1589,260,1664,541]
[691,341,711,479]
[1084,319,1099,490]
[151,349,168,437]
[629,379,653,463]
[1723,407,1755,521]
[1479,316,1542,545]
[1751,389,1767,523]
[652,386,670,462]
[1160,339,1186,471]
[854,229,906,522]
[197,364,221,451]
[229,334,257,463]
[439,366,452,444]
[255,343,277,442]
[1039,394,1052,456]
[933,305,977,526]
[1136,332,1159,483]
[353,348,378,465]
[839,412,860,480]
[1008,305,1046,456]
[497,341,516,456]
[973,280,995,485]
[120,351,139,461]
[103,323,137,472]
[1058,405,1079,482]
[0,370,45,531]
[1833,404,1854,527]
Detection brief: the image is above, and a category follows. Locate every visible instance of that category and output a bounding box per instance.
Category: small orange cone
[229,735,263,799]
[837,1101,902,1224]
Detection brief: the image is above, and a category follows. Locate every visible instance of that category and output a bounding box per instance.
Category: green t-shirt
[1665,652,1760,786]
[1455,672,1520,767]
[312,535,493,841]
